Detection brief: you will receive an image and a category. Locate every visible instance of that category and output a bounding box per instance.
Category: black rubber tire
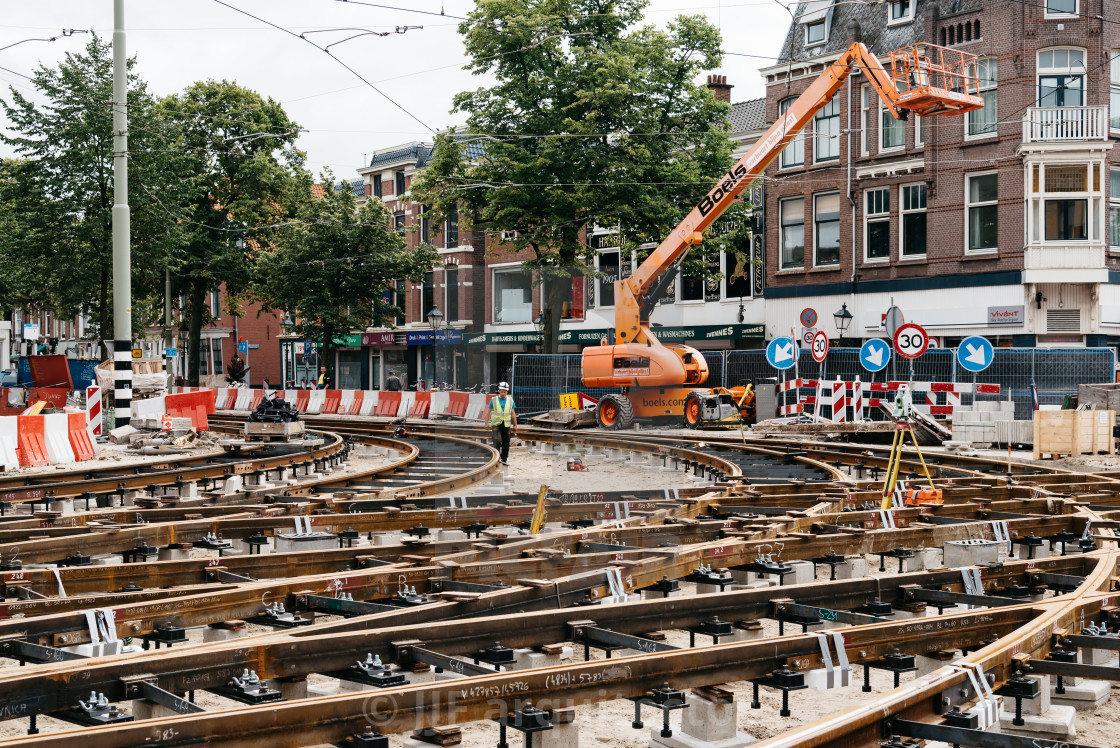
[684,391,703,429]
[596,394,634,430]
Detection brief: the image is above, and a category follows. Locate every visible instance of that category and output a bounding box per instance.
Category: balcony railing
[1022,106,1109,143]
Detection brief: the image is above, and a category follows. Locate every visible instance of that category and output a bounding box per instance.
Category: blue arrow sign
[957,335,994,373]
[860,339,891,373]
[766,336,797,370]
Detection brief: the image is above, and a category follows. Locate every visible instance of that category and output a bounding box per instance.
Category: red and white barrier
[306,389,325,414]
[86,385,103,439]
[779,379,1001,421]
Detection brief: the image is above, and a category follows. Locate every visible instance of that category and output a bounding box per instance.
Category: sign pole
[112,0,133,426]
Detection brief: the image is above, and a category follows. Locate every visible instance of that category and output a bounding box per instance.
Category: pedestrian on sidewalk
[489,381,517,465]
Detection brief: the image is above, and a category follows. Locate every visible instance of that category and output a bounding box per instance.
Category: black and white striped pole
[111,0,132,427]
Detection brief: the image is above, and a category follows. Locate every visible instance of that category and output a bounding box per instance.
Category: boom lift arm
[610,43,983,349]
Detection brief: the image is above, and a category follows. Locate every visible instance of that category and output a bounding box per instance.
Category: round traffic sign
[859,339,891,372]
[957,335,994,373]
[884,305,904,338]
[800,308,817,328]
[802,328,816,346]
[765,336,797,371]
[893,322,929,359]
[811,330,829,363]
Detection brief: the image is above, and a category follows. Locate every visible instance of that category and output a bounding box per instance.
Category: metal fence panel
[511,348,1115,422]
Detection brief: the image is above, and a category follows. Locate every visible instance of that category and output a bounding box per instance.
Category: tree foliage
[0,34,181,353]
[251,173,439,384]
[157,80,304,385]
[411,0,734,352]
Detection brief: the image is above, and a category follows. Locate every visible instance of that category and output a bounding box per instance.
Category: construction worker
[317,366,329,389]
[489,381,518,465]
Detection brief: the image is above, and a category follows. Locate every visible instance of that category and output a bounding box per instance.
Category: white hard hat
[498,381,510,390]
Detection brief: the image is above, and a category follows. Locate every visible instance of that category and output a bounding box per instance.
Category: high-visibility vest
[490,396,513,426]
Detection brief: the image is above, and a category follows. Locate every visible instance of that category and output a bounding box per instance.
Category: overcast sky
[0,1,791,177]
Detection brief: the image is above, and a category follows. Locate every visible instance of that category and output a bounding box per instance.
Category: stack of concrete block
[952,401,1019,447]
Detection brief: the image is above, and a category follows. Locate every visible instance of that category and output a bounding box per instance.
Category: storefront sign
[406,329,463,344]
[988,305,1024,326]
[361,332,396,346]
[473,324,765,346]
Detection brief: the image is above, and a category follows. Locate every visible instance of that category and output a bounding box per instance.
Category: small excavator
[582,42,983,429]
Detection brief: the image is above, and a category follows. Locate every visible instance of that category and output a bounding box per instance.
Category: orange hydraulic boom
[582,43,983,429]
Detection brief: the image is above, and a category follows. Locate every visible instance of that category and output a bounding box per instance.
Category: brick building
[760,0,1120,349]
[354,143,487,390]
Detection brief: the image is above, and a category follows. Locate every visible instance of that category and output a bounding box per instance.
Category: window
[422,272,435,317]
[393,210,406,235]
[212,339,223,378]
[445,202,458,247]
[805,20,825,45]
[209,290,220,320]
[372,174,382,198]
[813,193,840,266]
[445,266,458,322]
[880,102,905,151]
[394,170,406,196]
[681,254,720,301]
[1045,200,1088,240]
[860,84,871,155]
[1028,162,1102,244]
[780,197,805,268]
[814,98,840,162]
[1111,52,1120,130]
[1037,49,1085,108]
[598,250,620,307]
[779,98,804,168]
[1044,0,1076,16]
[915,115,924,147]
[493,267,533,323]
[864,188,890,261]
[966,173,998,252]
[420,205,431,244]
[890,0,914,23]
[901,183,927,257]
[966,58,998,137]
[1109,169,1120,248]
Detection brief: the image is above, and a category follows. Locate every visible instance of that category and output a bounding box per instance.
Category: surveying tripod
[880,388,938,511]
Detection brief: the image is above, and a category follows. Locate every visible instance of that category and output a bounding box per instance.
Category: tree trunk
[188,280,205,387]
[542,280,566,354]
[321,322,334,391]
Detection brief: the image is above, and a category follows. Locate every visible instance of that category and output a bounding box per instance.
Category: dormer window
[806,19,826,45]
[890,0,915,24]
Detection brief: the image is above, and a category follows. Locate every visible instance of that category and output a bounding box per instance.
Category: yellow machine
[880,387,942,510]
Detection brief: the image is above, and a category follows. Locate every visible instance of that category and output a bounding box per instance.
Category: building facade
[761,0,1120,350]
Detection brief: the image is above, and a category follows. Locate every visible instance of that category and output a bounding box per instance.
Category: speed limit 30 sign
[811,330,829,363]
[893,322,929,359]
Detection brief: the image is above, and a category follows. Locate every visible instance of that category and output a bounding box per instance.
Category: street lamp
[833,303,853,346]
[280,313,294,387]
[533,312,545,353]
[426,306,443,388]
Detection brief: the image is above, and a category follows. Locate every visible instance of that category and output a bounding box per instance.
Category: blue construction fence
[511,348,1116,421]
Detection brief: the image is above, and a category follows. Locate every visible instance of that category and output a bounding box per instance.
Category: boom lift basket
[888,44,984,116]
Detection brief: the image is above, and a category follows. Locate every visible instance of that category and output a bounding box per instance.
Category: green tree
[158,80,303,385]
[411,0,733,352]
[0,34,180,355]
[252,173,439,386]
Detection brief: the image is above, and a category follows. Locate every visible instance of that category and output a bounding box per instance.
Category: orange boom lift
[582,43,983,429]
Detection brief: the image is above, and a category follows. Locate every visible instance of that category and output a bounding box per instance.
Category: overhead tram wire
[211,0,434,133]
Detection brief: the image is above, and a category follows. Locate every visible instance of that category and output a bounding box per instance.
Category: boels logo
[697,164,749,217]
